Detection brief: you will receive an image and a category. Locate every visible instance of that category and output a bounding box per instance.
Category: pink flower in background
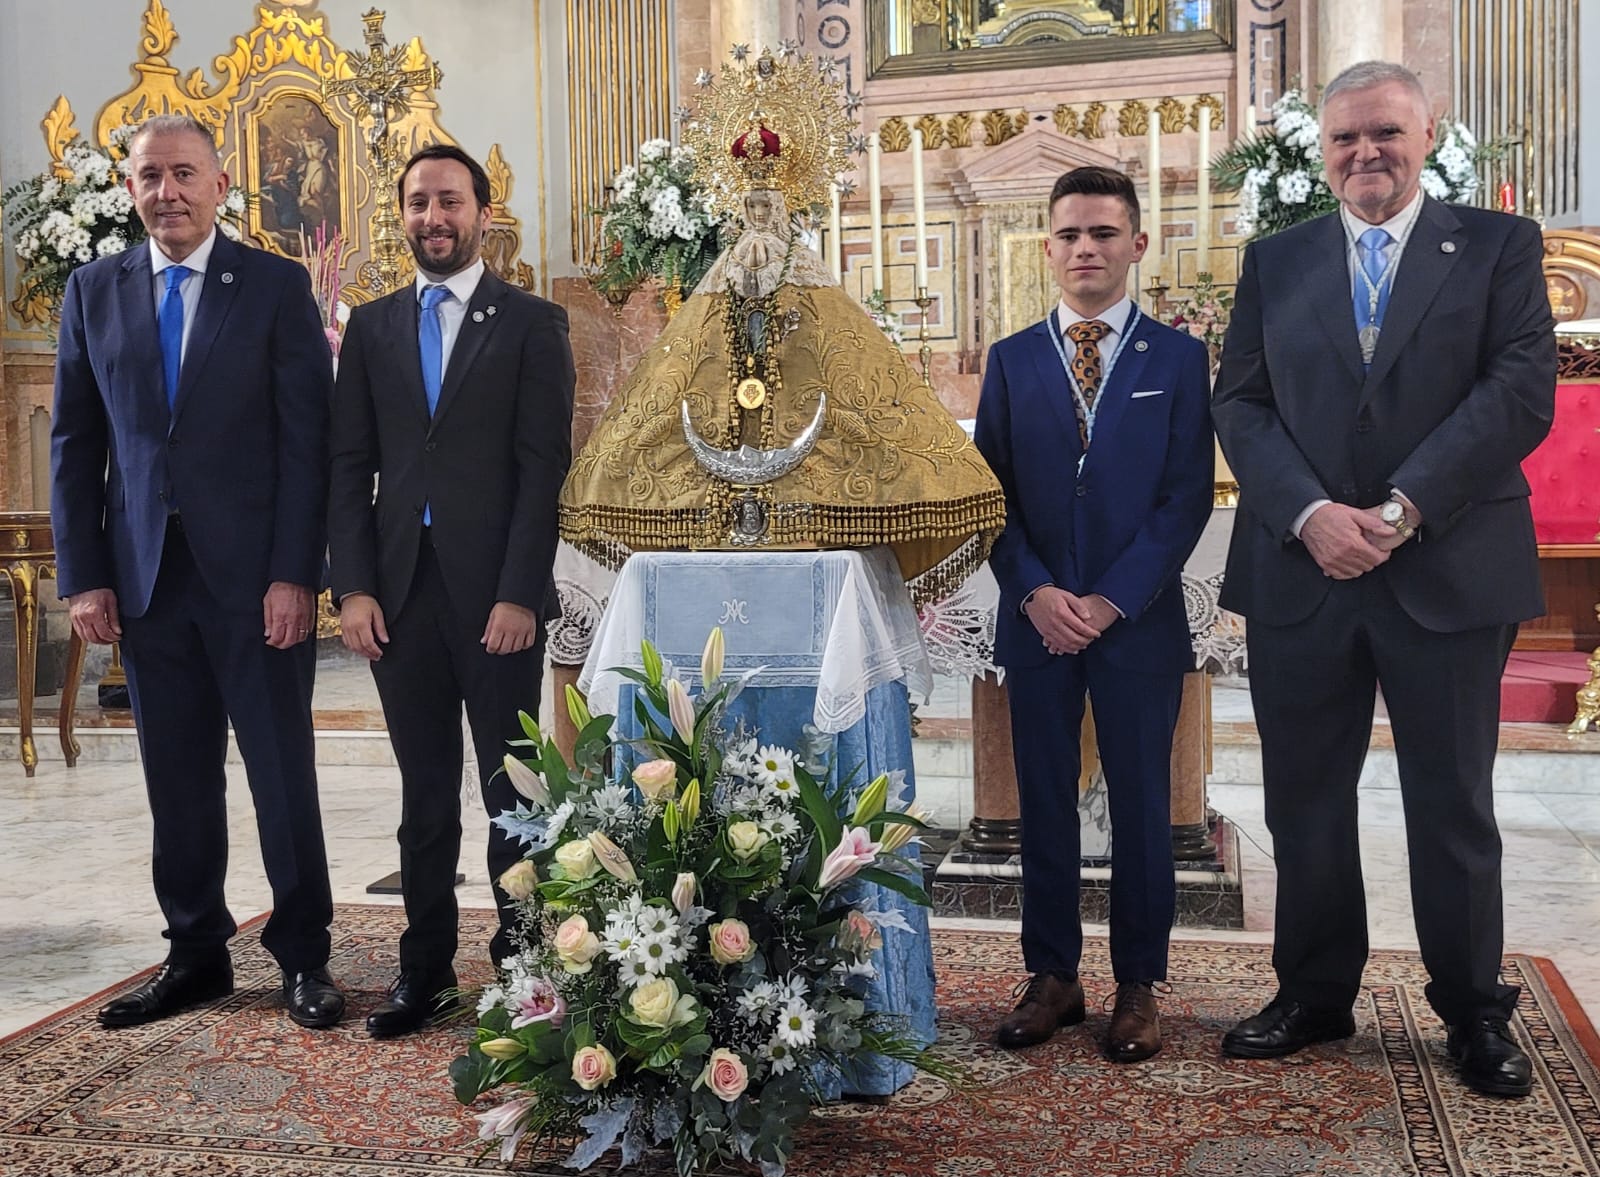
[475,1095,536,1161]
[510,976,567,1029]
[817,826,880,890]
[323,325,342,358]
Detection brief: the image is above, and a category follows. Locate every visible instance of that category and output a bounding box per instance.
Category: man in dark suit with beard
[1213,61,1555,1097]
[51,114,342,1030]
[327,144,574,1037]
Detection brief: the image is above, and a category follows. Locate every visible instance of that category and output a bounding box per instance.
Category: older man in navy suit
[51,114,342,1030]
[976,166,1213,1061]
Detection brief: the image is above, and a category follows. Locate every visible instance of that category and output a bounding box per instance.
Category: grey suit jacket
[1213,198,1556,632]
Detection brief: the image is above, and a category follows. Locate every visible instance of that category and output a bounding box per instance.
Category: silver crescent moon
[680,393,827,485]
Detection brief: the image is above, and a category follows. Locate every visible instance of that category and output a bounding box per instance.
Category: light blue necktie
[159,265,191,410]
[418,283,449,525]
[1353,226,1394,342]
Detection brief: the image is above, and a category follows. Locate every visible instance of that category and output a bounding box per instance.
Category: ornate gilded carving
[1191,94,1224,131]
[1052,104,1079,138]
[981,109,1018,146]
[945,111,974,148]
[1080,101,1107,139]
[484,143,538,292]
[1155,96,1188,134]
[911,0,942,23]
[39,97,80,174]
[879,115,912,153]
[1571,644,1600,736]
[1117,100,1150,138]
[914,113,946,149]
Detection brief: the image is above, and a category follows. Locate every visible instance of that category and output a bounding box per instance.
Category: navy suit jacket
[975,308,1214,675]
[1213,200,1555,631]
[51,232,331,616]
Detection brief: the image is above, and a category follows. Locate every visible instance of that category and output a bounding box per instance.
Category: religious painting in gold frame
[241,86,357,260]
[867,0,1233,79]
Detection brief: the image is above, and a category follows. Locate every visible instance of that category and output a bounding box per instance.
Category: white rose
[553,838,598,880]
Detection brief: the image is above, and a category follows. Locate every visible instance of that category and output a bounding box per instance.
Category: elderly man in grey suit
[1212,61,1555,1097]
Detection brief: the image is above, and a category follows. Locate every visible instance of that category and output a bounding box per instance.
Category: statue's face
[743,190,777,230]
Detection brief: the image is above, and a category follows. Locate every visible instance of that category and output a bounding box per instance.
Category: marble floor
[3,670,1600,1040]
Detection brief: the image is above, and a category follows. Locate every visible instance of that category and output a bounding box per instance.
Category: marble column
[964,672,1022,854]
[1316,0,1404,84]
[716,0,783,52]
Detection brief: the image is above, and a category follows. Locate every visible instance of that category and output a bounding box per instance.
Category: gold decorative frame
[874,96,1228,152]
[1544,231,1600,326]
[241,84,361,263]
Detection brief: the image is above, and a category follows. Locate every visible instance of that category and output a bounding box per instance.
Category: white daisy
[775,998,817,1048]
[762,1035,798,1074]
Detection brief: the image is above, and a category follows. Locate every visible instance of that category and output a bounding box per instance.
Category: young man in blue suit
[51,114,341,1029]
[975,166,1213,1061]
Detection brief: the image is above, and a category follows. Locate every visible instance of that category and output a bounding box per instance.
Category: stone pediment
[949,126,1123,206]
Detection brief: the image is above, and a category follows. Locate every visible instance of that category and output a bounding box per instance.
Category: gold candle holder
[1144,275,1169,317]
[914,286,933,386]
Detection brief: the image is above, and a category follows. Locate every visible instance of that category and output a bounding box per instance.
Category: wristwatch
[1379,497,1416,540]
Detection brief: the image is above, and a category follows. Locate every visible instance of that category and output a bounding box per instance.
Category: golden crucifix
[324,8,443,295]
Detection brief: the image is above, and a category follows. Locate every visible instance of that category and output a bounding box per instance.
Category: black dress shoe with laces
[97,959,234,1028]
[366,969,459,1039]
[1448,1017,1532,1097]
[1222,998,1356,1058]
[283,967,346,1029]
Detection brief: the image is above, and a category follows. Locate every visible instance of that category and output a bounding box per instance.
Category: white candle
[828,183,842,282]
[1146,119,1162,288]
[911,128,928,289]
[1196,113,1211,277]
[1243,103,1257,139]
[867,132,884,294]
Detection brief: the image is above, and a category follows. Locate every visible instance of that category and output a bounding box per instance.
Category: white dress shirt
[148,228,218,364]
[1289,191,1426,539]
[414,257,485,373]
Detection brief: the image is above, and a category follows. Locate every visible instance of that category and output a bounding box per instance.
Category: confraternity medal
[1359,324,1380,364]
[736,376,768,410]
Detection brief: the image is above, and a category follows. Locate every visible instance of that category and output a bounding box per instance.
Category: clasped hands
[1024,586,1120,656]
[339,593,537,660]
[1301,502,1417,581]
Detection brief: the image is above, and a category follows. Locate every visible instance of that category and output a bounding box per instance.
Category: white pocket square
[1129,389,1167,399]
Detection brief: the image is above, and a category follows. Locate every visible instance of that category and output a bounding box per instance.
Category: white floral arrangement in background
[1212,89,1506,240]
[3,127,249,320]
[588,139,730,302]
[861,289,905,346]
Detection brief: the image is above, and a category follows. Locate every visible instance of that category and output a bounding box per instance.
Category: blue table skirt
[613,679,937,1096]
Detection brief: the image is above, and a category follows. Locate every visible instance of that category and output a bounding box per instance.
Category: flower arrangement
[587,139,730,304]
[2,129,250,320]
[1165,272,1233,357]
[297,222,349,360]
[451,627,946,1176]
[1212,89,1506,239]
[861,288,905,347]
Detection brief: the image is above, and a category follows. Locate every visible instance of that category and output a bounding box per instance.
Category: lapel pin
[472,310,486,323]
[220,272,234,284]
[1134,340,1149,352]
[1441,241,1457,253]
[486,305,497,316]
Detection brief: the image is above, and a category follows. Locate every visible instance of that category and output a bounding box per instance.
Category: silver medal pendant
[1359,324,1381,364]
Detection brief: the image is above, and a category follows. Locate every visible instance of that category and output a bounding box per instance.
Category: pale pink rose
[553,914,602,973]
[817,826,880,890]
[510,975,567,1029]
[702,1047,748,1101]
[842,910,883,955]
[708,918,757,966]
[571,1044,617,1091]
[631,758,678,802]
[475,1095,536,1161]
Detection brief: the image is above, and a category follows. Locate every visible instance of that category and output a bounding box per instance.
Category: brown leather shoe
[996,972,1085,1048]
[1105,982,1162,1063]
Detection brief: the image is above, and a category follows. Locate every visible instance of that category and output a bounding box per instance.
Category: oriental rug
[3,904,1598,1176]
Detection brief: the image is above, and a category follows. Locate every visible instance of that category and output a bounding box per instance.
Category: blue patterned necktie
[159,265,191,410]
[418,283,450,525]
[1353,226,1393,365]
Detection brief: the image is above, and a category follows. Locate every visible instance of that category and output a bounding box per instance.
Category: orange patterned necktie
[1064,319,1110,447]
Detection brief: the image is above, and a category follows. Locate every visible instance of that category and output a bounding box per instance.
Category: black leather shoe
[1447,1017,1532,1098]
[97,959,234,1028]
[1221,998,1356,1058]
[366,970,459,1039]
[283,967,346,1029]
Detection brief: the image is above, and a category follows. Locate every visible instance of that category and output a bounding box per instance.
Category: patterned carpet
[5,904,1600,1176]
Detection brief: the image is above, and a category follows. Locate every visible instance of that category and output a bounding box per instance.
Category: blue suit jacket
[974,308,1214,674]
[50,232,331,616]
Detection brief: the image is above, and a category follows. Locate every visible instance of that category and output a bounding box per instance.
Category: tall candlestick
[1146,119,1162,291]
[1196,114,1211,277]
[911,127,928,289]
[1243,103,1256,138]
[828,183,842,282]
[867,132,884,294]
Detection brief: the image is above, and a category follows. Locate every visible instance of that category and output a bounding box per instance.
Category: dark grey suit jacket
[1213,198,1556,632]
[326,269,575,628]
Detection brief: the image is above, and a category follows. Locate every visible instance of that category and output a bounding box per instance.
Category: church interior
[2,1,1599,1173]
